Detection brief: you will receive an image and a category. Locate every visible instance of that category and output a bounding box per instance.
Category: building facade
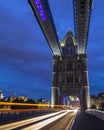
[0,89,4,100]
[90,93,104,110]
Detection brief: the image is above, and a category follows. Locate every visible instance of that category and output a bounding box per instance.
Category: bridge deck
[72,112,104,130]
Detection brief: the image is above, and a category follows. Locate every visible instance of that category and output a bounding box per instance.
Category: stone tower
[51,31,90,110]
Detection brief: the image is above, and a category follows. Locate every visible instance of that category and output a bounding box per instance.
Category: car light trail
[21,110,70,130]
[0,101,63,107]
[0,110,71,130]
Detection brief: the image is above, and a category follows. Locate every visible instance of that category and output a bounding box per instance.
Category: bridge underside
[28,0,62,56]
[73,0,93,54]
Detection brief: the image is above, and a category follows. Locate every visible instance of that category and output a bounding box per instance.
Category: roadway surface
[72,112,104,130]
[0,110,76,130]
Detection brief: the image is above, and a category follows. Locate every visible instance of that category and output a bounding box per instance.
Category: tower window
[66,77,73,83]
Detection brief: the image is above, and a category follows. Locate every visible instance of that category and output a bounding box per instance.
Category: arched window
[64,37,75,55]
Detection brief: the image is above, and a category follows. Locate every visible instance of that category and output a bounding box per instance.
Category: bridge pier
[81,54,90,110]
[51,87,58,107]
[51,56,60,107]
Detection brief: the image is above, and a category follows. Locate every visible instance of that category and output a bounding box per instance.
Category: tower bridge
[28,0,93,111]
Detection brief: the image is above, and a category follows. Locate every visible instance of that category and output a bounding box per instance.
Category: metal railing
[86,109,104,121]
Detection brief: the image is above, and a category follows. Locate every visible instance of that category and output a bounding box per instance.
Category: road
[0,110,76,130]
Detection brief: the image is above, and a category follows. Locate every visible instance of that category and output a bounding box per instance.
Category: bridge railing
[86,109,104,121]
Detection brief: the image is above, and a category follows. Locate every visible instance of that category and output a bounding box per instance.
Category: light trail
[0,101,63,107]
[0,102,73,113]
[0,108,59,113]
[21,110,73,130]
[49,112,76,130]
[0,110,72,130]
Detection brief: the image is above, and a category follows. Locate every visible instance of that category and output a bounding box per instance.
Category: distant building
[37,98,46,104]
[0,89,4,100]
[90,92,104,110]
[37,98,50,108]
[98,92,104,98]
[1,95,28,102]
[9,96,17,102]
[18,96,28,102]
[68,96,80,108]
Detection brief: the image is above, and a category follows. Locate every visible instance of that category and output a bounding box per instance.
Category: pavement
[72,112,104,130]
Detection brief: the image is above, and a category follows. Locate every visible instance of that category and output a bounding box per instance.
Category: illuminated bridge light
[34,0,47,21]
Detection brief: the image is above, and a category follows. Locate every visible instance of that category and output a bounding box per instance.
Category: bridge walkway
[72,112,104,130]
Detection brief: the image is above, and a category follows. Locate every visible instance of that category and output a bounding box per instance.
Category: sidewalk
[72,112,104,130]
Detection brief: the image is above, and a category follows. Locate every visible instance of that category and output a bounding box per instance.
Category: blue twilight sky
[0,0,104,100]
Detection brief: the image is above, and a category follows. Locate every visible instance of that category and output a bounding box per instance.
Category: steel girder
[28,0,62,56]
[73,0,93,54]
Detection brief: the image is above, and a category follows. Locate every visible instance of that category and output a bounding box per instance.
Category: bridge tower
[51,31,90,110]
